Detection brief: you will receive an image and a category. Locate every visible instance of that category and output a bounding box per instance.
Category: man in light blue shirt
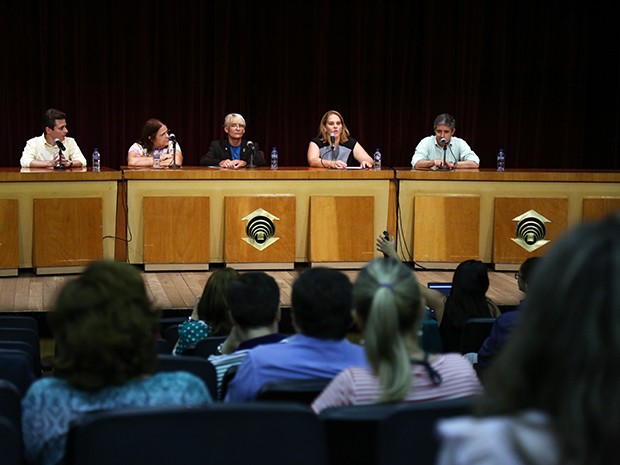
[411,113,480,169]
[225,267,368,402]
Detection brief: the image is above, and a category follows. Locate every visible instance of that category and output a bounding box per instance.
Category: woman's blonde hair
[353,258,424,402]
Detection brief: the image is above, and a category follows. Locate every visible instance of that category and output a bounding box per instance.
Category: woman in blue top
[307,110,374,169]
[21,260,211,465]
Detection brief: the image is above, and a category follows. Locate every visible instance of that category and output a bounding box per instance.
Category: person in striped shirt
[312,258,482,413]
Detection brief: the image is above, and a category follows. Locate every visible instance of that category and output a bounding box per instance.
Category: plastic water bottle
[92,148,101,172]
[497,148,505,172]
[153,151,161,169]
[270,147,278,169]
[373,148,382,170]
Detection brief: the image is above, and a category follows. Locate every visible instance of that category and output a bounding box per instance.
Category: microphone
[54,138,66,151]
[168,133,176,142]
[247,140,257,168]
[438,137,451,170]
[330,133,335,151]
[167,133,180,169]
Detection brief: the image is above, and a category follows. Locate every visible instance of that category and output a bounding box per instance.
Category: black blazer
[199,139,267,166]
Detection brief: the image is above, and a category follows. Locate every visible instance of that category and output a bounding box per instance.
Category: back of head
[480,213,620,465]
[518,256,543,288]
[446,260,491,325]
[49,260,159,391]
[291,267,352,339]
[226,272,280,329]
[354,258,423,402]
[43,108,66,131]
[197,267,240,335]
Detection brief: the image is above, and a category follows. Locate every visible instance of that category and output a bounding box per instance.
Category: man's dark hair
[43,108,66,131]
[519,256,543,285]
[226,272,280,329]
[291,267,353,339]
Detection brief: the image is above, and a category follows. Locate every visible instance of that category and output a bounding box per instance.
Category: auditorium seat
[155,354,217,400]
[65,402,329,465]
[0,328,41,375]
[0,416,22,465]
[459,317,496,354]
[193,335,227,357]
[257,377,332,405]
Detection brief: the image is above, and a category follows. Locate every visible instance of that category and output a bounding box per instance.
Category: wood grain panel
[309,196,375,263]
[33,198,103,270]
[224,195,295,265]
[0,199,19,274]
[413,195,480,263]
[582,197,620,221]
[493,197,568,266]
[143,197,210,266]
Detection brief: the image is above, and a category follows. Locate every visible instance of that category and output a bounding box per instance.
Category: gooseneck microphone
[168,133,181,169]
[438,137,451,170]
[246,140,257,168]
[54,138,66,152]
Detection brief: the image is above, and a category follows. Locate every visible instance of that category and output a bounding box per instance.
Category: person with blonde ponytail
[312,258,481,413]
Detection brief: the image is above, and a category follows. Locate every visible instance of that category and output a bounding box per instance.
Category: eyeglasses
[228,123,245,129]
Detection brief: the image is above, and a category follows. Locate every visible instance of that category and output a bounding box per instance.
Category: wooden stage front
[0,266,523,316]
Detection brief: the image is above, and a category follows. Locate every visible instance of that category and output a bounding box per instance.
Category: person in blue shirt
[21,260,211,465]
[225,267,368,402]
[476,256,543,368]
[199,113,267,169]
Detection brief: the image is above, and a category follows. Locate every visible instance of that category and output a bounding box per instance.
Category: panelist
[20,108,87,168]
[411,113,480,170]
[199,113,267,169]
[127,118,183,167]
[307,110,373,169]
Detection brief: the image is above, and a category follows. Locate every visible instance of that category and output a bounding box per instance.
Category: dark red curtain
[1,1,617,170]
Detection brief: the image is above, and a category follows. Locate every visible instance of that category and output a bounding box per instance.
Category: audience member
[173,267,240,356]
[208,272,287,398]
[376,235,500,352]
[436,213,620,465]
[476,256,543,367]
[21,260,211,465]
[312,258,482,413]
[127,118,183,167]
[225,267,367,401]
[411,113,479,170]
[307,110,374,169]
[199,113,267,168]
[20,108,87,168]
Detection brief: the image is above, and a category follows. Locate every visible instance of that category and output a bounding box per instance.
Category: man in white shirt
[20,108,87,168]
[411,113,480,170]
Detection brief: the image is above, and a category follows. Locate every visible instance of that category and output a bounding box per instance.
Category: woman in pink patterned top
[312,258,481,413]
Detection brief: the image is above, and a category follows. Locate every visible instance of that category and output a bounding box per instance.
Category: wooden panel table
[122,167,395,269]
[0,168,121,274]
[397,169,620,269]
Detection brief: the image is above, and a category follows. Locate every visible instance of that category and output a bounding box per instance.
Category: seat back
[459,317,496,354]
[319,402,404,465]
[0,380,22,432]
[0,348,37,394]
[0,328,41,374]
[376,397,474,465]
[0,416,22,465]
[0,316,39,332]
[257,377,332,405]
[161,324,179,348]
[193,335,227,357]
[66,403,328,465]
[155,354,217,400]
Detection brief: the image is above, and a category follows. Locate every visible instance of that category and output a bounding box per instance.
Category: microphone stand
[247,143,257,168]
[438,144,451,171]
[53,147,68,170]
[169,139,180,169]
